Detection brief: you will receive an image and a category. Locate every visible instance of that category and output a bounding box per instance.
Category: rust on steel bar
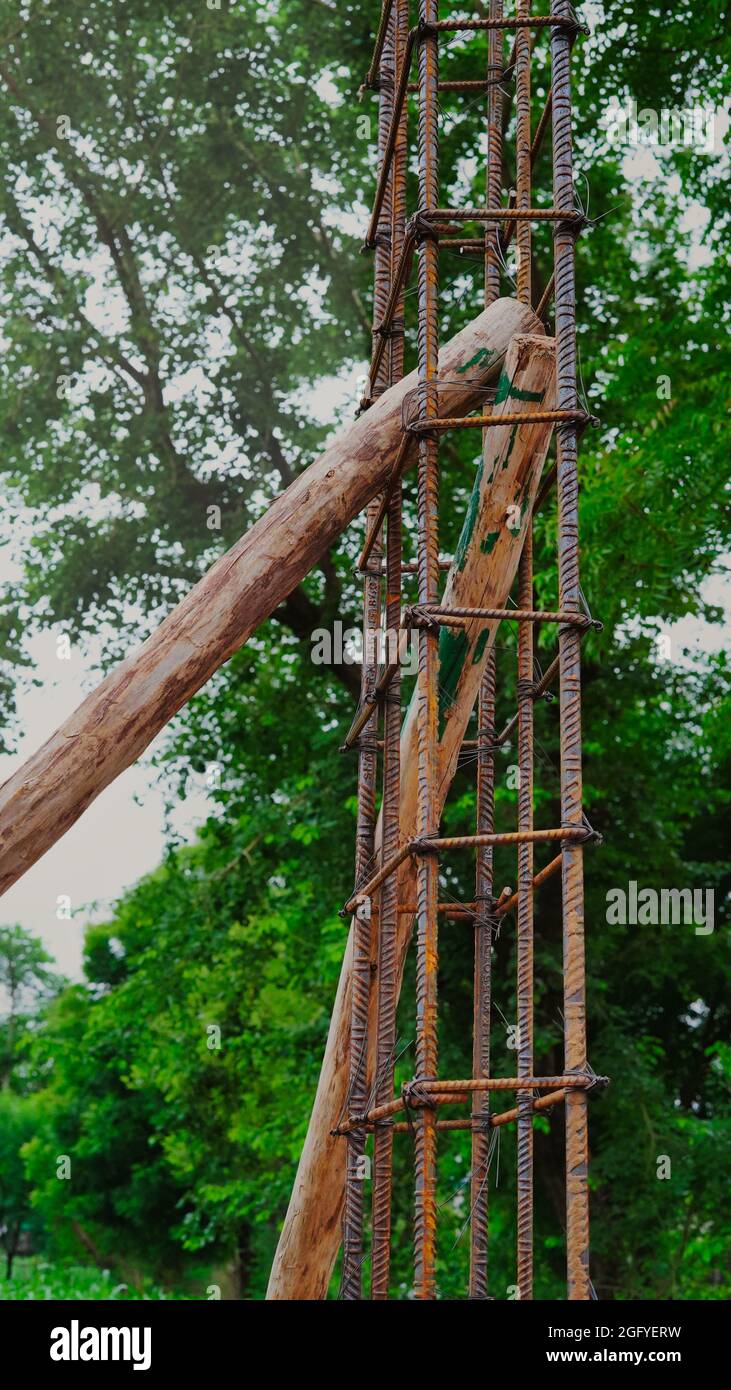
[412,826,587,853]
[552,0,592,1300]
[536,269,556,322]
[340,840,412,919]
[338,1074,600,1136]
[471,22,505,1303]
[341,653,402,751]
[515,9,534,1288]
[370,0,409,1302]
[289,0,601,1303]
[408,407,589,431]
[420,1075,600,1094]
[496,653,560,745]
[413,0,440,1303]
[364,0,395,90]
[364,24,419,248]
[517,527,535,1299]
[433,15,585,32]
[367,222,416,400]
[394,1088,569,1133]
[498,852,563,919]
[341,14,397,1293]
[413,602,598,626]
[357,433,410,572]
[397,852,564,920]
[470,649,496,1298]
[425,206,584,222]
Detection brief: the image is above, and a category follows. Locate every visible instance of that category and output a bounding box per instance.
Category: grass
[1,1256,187,1300]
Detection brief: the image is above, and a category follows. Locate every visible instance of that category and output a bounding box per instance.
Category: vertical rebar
[370,0,408,1301]
[413,0,440,1302]
[484,0,504,304]
[469,0,504,1293]
[469,651,496,1299]
[515,0,532,304]
[342,4,395,1299]
[550,0,591,1302]
[516,525,534,1298]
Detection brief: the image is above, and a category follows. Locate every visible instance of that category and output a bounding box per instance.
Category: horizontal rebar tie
[407,408,597,433]
[339,827,592,917]
[334,1075,608,1136]
[407,603,602,630]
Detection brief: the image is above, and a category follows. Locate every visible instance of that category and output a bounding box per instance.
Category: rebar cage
[337,0,606,1301]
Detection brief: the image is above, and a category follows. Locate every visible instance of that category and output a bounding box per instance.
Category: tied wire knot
[473,891,501,935]
[405,210,440,245]
[403,1079,436,1111]
[565,813,603,847]
[404,604,441,635]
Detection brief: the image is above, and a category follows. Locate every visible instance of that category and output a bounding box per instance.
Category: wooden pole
[267,332,556,1299]
[0,298,539,898]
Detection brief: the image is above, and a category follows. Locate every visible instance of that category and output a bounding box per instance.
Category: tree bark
[0,298,539,898]
[267,333,556,1299]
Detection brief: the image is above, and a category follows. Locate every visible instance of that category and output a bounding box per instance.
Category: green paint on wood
[472,627,490,665]
[480,530,500,555]
[438,625,469,739]
[494,369,546,405]
[453,454,485,572]
[502,424,519,468]
[456,346,496,376]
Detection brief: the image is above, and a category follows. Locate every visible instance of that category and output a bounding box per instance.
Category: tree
[0,0,729,1298]
[0,925,58,1088]
[0,1091,40,1278]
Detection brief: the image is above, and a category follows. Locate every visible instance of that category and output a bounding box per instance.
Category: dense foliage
[0,0,728,1298]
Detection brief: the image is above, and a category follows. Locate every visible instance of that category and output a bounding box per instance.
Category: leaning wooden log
[267,332,556,1300]
[0,298,539,898]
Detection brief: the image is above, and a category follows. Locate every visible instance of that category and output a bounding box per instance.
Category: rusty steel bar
[498,852,562,919]
[357,434,410,573]
[551,0,591,1302]
[509,2,536,1298]
[364,0,395,90]
[397,851,563,919]
[408,408,589,431]
[340,840,413,918]
[425,206,583,222]
[394,1088,568,1133]
[413,0,440,1303]
[414,602,596,626]
[470,650,496,1299]
[341,654,402,751]
[341,4,397,1298]
[370,0,409,1303]
[413,827,586,852]
[343,826,583,917]
[407,79,494,92]
[365,25,418,248]
[421,1075,599,1094]
[368,223,416,400]
[484,0,504,305]
[433,15,584,32]
[516,522,535,1299]
[496,653,560,745]
[515,0,532,304]
[470,14,503,1293]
